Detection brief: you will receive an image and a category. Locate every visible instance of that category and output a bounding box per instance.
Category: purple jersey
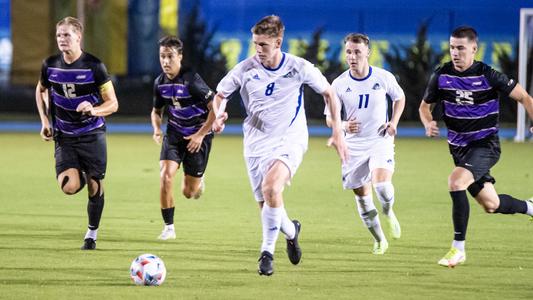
[40,52,111,137]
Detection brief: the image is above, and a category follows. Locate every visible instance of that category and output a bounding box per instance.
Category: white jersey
[326,66,404,144]
[217,52,329,157]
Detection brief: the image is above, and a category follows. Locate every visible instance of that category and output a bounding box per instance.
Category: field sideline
[1,133,533,299]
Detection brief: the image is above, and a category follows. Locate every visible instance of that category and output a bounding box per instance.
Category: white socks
[452,240,465,252]
[165,224,175,231]
[84,228,98,240]
[280,207,296,240]
[355,195,385,242]
[261,204,282,254]
[374,181,395,216]
[526,200,533,216]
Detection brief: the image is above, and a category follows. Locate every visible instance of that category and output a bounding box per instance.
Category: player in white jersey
[213,15,347,276]
[326,33,405,254]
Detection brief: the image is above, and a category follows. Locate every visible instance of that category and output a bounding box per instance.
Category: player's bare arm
[151,107,164,144]
[509,83,533,133]
[35,81,53,141]
[386,95,406,136]
[323,86,348,162]
[211,92,228,133]
[184,101,216,153]
[76,81,119,117]
[419,100,439,137]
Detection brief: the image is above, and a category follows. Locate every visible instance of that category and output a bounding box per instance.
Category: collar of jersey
[349,66,372,81]
[261,52,286,71]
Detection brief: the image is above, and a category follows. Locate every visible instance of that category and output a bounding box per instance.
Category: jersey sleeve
[385,72,405,102]
[189,72,215,104]
[422,71,440,104]
[153,78,165,109]
[324,79,341,117]
[216,64,243,98]
[39,60,51,88]
[485,67,517,96]
[301,60,329,94]
[93,61,112,87]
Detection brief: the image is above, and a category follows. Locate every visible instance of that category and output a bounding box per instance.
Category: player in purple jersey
[35,17,119,250]
[419,26,533,267]
[151,36,216,240]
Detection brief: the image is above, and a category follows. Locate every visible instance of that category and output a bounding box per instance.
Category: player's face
[449,36,477,72]
[345,41,369,71]
[56,25,81,54]
[159,46,183,78]
[252,34,282,67]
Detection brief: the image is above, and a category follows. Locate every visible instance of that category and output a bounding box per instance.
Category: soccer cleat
[286,220,302,265]
[372,239,389,255]
[383,212,401,239]
[193,177,205,200]
[157,228,176,240]
[257,251,274,276]
[438,247,466,267]
[81,238,96,250]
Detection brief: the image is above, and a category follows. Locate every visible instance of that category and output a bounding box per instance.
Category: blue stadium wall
[179,0,533,70]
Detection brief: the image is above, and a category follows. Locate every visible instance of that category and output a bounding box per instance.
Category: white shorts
[245,141,306,201]
[342,137,395,190]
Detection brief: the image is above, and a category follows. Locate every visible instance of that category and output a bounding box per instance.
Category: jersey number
[265,82,275,96]
[358,94,369,109]
[62,83,77,98]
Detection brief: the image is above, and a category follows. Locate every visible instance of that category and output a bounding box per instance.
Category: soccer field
[1,133,533,299]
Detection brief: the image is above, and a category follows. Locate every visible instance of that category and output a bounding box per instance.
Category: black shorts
[449,134,500,186]
[54,131,107,180]
[160,133,213,177]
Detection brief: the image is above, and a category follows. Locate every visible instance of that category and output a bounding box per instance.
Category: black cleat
[286,220,302,265]
[81,238,96,250]
[257,251,274,276]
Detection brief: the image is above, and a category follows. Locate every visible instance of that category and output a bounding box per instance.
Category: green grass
[1,133,533,299]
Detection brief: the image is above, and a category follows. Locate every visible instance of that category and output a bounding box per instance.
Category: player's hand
[327,131,348,163]
[378,122,397,137]
[153,129,163,145]
[184,133,204,153]
[530,126,533,134]
[40,125,53,141]
[343,119,361,134]
[76,101,95,116]
[212,112,228,133]
[425,120,440,137]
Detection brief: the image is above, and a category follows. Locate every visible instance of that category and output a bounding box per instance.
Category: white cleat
[384,211,401,239]
[438,247,466,267]
[157,228,176,240]
[372,239,389,255]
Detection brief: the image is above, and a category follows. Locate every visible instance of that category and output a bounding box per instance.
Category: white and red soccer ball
[130,253,166,286]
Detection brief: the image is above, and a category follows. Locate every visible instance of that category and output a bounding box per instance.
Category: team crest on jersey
[345,87,352,92]
[372,83,381,90]
[253,74,260,80]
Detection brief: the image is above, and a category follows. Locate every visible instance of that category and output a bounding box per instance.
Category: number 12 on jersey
[358,94,369,109]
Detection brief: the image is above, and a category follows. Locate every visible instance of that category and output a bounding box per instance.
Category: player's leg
[370,140,400,239]
[438,166,473,266]
[353,184,388,254]
[181,134,212,199]
[470,180,533,216]
[79,132,107,250]
[55,137,85,195]
[158,159,179,240]
[257,160,291,276]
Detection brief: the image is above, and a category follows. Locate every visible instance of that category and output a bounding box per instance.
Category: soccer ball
[130,253,166,286]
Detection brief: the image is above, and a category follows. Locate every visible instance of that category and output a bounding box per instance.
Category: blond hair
[56,16,83,35]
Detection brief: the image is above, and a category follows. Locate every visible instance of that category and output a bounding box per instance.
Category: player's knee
[161,172,174,187]
[448,177,469,191]
[261,184,282,201]
[181,186,194,199]
[60,176,80,195]
[481,203,498,213]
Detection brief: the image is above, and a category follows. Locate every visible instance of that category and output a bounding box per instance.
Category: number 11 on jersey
[358,94,369,109]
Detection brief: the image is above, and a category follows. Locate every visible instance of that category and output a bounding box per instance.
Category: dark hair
[451,26,478,43]
[251,15,285,38]
[158,36,183,54]
[56,16,83,35]
[344,33,370,47]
